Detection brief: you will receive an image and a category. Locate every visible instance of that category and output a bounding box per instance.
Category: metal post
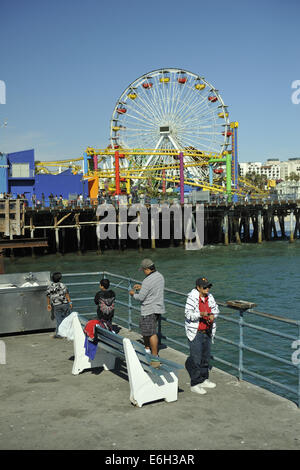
[231,122,239,203]
[115,151,120,196]
[179,152,184,205]
[226,152,232,203]
[209,164,213,185]
[93,154,98,171]
[128,279,132,331]
[83,152,88,174]
[239,309,244,381]
[162,169,166,194]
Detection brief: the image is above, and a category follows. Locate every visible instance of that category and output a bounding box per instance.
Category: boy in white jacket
[185,277,219,395]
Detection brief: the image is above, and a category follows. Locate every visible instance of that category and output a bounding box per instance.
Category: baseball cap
[140,258,154,270]
[196,277,213,288]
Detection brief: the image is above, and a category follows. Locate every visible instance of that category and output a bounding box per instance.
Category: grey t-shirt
[133,271,165,316]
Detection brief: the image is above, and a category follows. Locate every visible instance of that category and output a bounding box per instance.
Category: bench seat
[71,313,184,407]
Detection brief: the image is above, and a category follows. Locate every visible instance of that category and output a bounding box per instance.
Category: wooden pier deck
[0,327,299,450]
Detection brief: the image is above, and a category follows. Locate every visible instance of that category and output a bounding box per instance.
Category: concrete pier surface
[0,327,300,451]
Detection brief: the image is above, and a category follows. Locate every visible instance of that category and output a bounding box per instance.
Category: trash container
[0,271,53,334]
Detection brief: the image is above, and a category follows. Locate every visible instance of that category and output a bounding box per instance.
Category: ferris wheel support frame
[208,152,232,202]
[231,122,239,203]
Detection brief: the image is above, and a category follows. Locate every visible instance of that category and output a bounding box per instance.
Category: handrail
[64,270,300,407]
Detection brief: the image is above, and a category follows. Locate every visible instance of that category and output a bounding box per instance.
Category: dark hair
[100,278,110,289]
[51,272,62,283]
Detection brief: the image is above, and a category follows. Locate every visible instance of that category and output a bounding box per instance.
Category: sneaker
[191,385,207,395]
[201,379,216,389]
[150,357,161,368]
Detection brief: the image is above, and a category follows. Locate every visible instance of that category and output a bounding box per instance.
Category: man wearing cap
[184,277,219,395]
[129,259,165,367]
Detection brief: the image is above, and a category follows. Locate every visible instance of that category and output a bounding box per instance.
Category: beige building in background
[239,158,300,180]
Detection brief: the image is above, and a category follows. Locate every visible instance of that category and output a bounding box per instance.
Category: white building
[239,158,300,180]
[276,181,300,200]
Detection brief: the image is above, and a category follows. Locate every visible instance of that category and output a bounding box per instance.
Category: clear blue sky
[0,0,299,163]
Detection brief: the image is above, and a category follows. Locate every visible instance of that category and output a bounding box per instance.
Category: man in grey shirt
[129,259,165,367]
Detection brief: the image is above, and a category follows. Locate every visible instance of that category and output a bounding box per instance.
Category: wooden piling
[290,210,294,243]
[54,216,60,254]
[30,216,35,257]
[258,210,262,243]
[223,213,229,246]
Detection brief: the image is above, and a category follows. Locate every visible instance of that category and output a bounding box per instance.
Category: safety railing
[64,271,300,408]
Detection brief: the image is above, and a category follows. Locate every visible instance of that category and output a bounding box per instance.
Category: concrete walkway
[0,328,300,451]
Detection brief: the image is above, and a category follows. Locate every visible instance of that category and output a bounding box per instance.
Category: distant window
[11,163,30,178]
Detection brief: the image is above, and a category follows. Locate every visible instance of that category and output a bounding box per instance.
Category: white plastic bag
[58,311,78,341]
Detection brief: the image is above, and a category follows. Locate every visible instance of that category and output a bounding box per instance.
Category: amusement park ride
[37,68,269,202]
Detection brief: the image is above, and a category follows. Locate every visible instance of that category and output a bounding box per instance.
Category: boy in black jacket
[94,278,116,325]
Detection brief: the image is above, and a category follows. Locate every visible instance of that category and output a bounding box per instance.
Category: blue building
[35,169,88,201]
[7,149,35,199]
[0,149,88,203]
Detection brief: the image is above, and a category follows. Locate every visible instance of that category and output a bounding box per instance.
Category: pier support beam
[30,217,35,257]
[223,213,229,246]
[290,210,294,243]
[258,210,262,243]
[54,216,60,254]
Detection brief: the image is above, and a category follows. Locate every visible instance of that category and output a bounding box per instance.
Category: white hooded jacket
[184,288,219,342]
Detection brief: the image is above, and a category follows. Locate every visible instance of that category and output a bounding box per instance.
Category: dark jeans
[52,304,71,335]
[185,330,211,386]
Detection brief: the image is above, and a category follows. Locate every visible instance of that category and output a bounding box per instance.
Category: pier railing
[64,271,300,408]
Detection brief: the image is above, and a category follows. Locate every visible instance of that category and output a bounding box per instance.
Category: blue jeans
[185,331,211,386]
[52,304,71,335]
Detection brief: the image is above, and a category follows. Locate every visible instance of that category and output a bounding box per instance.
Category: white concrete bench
[71,313,184,407]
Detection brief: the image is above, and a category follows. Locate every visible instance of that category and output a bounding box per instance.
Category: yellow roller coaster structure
[83,147,269,200]
[35,157,83,175]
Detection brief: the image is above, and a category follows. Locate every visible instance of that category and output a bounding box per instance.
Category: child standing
[46,272,72,338]
[94,278,115,327]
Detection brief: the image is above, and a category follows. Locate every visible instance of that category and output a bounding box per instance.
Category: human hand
[129,289,135,296]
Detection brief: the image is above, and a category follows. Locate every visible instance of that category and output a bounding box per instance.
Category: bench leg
[72,314,116,374]
[123,338,179,407]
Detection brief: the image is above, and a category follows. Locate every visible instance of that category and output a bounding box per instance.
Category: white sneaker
[145,348,151,354]
[202,379,216,389]
[191,385,207,395]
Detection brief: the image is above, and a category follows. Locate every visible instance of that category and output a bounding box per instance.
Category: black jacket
[94,289,116,321]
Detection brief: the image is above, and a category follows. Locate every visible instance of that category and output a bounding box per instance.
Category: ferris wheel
[110,68,230,179]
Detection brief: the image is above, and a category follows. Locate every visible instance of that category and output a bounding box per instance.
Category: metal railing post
[239,309,244,381]
[128,279,132,331]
